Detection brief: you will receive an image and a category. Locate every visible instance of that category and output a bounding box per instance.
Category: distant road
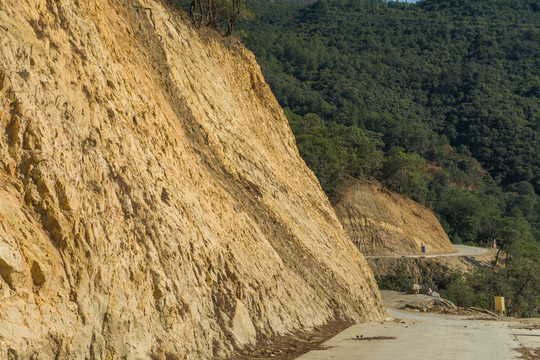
[363,245,488,259]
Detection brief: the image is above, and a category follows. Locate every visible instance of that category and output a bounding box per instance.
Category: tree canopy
[239,0,539,240]
[239,0,539,315]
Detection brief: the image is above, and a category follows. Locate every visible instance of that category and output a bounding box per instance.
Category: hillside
[238,0,539,317]
[0,0,386,358]
[240,0,539,246]
[333,179,455,255]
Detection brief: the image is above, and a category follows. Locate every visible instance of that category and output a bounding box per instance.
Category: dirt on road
[228,319,353,360]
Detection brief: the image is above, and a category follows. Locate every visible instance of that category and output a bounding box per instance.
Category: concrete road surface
[297,291,540,360]
[364,244,488,259]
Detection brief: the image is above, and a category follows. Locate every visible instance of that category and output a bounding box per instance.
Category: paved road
[297,291,539,360]
[364,244,488,259]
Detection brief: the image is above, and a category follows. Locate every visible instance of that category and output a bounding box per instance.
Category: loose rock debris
[515,347,540,360]
[229,319,352,360]
[349,336,397,341]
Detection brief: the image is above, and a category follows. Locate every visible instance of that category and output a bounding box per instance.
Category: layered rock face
[334,179,455,256]
[0,0,386,358]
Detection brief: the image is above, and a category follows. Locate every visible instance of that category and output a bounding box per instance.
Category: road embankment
[366,245,497,282]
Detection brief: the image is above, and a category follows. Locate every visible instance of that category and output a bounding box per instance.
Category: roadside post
[494,296,505,313]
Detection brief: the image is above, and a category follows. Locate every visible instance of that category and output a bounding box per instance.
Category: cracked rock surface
[334,178,455,256]
[0,0,386,359]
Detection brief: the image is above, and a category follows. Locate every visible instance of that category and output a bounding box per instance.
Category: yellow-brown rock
[334,179,456,256]
[0,0,386,358]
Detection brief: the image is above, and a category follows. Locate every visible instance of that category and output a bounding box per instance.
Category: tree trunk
[510,275,531,316]
[492,247,502,271]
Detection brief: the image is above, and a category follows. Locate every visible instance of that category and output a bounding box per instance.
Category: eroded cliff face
[0,0,386,358]
[334,179,455,256]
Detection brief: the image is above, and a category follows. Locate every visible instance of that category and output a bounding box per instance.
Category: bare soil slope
[333,179,455,256]
[0,1,386,358]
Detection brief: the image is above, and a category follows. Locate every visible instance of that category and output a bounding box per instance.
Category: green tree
[188,0,251,35]
[441,272,475,308]
[381,147,430,202]
[287,110,383,199]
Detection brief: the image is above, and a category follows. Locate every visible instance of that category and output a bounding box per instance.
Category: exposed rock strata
[0,0,386,358]
[334,179,455,256]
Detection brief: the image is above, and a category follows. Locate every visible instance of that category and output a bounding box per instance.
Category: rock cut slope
[0,0,386,358]
[334,179,455,256]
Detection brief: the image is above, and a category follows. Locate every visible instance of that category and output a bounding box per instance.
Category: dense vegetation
[238,0,539,316]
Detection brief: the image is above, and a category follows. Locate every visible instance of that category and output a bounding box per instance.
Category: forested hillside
[239,0,538,241]
[237,0,539,316]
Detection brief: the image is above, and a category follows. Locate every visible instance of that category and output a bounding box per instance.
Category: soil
[228,319,352,360]
[516,347,540,360]
[349,336,397,341]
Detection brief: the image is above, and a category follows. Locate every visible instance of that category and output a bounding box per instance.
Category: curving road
[363,244,488,259]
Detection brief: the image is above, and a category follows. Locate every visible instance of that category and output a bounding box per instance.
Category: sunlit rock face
[0,1,386,358]
[334,178,455,256]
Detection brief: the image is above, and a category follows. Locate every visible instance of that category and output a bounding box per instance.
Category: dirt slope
[333,179,455,256]
[0,1,386,358]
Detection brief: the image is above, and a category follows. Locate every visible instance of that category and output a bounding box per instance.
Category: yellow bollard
[494,296,505,313]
